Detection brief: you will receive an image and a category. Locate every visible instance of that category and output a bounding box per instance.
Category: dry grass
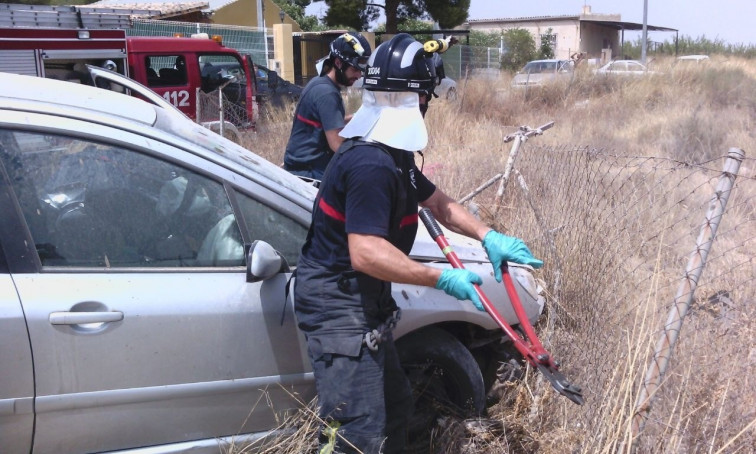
[238,55,756,453]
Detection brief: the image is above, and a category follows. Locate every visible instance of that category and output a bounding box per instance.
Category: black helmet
[363,33,436,95]
[329,32,371,70]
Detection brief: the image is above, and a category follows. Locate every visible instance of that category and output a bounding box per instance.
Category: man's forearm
[348,233,441,287]
[421,190,491,241]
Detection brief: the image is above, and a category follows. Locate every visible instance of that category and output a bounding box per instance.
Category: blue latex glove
[435,269,485,311]
[482,230,544,282]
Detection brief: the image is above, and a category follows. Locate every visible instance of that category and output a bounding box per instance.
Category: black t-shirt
[300,140,436,270]
[283,76,345,176]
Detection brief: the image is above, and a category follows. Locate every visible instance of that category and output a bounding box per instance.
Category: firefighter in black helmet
[283,32,371,181]
[294,33,543,453]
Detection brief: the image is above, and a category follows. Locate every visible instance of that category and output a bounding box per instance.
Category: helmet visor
[352,56,369,71]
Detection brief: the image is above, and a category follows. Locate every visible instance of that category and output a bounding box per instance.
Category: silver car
[511,59,575,88]
[0,69,544,453]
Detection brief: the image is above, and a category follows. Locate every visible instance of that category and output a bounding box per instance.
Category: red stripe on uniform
[319,198,346,222]
[399,213,418,228]
[297,114,322,128]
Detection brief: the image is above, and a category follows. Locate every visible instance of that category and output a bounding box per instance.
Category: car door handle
[49,311,124,325]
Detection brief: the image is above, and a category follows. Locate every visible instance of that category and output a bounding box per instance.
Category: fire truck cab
[0,27,257,131]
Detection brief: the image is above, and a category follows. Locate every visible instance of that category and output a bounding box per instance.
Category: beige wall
[297,31,376,82]
[465,17,620,61]
[580,22,619,59]
[212,0,302,32]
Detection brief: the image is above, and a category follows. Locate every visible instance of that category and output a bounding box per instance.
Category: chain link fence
[454,143,755,452]
[439,45,503,80]
[128,19,268,69]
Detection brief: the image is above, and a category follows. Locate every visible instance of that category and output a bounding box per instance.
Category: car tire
[397,326,486,452]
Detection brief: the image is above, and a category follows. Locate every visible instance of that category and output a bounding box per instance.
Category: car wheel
[446,86,458,101]
[397,326,485,452]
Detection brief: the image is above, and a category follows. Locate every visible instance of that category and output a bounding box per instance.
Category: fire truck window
[199,55,244,93]
[146,55,187,87]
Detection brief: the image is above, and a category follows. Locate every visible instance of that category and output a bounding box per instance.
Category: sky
[307,1,756,46]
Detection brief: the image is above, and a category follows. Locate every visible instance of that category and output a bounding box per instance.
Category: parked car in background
[594,59,658,76]
[511,59,575,88]
[351,76,458,100]
[200,60,302,110]
[436,76,458,100]
[676,54,710,65]
[0,69,544,454]
[253,63,303,107]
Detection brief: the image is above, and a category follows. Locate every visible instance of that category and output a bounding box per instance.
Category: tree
[271,0,322,32]
[501,28,535,71]
[313,0,470,34]
[468,30,502,48]
[374,18,434,43]
[538,27,555,59]
[323,0,380,31]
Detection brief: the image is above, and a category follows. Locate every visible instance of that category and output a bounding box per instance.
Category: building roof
[86,0,225,18]
[466,13,676,34]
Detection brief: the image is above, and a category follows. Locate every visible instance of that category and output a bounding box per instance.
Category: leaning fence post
[630,148,746,445]
[195,87,201,125]
[218,88,225,137]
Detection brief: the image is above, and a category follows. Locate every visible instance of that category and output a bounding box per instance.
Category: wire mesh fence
[457,142,755,452]
[128,19,268,68]
[439,45,503,80]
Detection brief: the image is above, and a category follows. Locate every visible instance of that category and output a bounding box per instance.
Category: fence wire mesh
[455,144,755,452]
[196,87,250,129]
[128,19,268,67]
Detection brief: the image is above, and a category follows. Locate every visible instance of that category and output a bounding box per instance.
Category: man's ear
[333,57,342,70]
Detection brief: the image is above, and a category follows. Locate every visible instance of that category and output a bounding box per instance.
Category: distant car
[253,63,303,107]
[594,59,658,76]
[201,60,303,108]
[351,76,458,100]
[676,55,710,65]
[511,59,575,88]
[0,68,544,453]
[436,76,458,100]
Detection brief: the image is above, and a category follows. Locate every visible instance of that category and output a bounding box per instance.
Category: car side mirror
[268,70,279,90]
[245,240,290,283]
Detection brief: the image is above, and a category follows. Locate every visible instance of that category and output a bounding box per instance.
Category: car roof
[0,71,317,206]
[0,72,158,126]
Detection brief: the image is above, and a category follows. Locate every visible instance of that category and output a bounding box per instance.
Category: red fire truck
[0,26,258,131]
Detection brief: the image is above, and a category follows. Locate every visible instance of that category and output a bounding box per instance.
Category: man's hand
[482,230,544,282]
[435,269,485,311]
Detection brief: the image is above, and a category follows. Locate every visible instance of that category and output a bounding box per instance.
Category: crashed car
[0,69,544,453]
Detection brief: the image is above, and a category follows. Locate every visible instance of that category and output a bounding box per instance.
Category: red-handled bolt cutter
[420,208,584,405]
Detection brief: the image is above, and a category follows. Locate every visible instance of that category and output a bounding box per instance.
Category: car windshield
[521,61,558,74]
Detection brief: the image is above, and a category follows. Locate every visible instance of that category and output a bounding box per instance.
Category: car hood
[410,226,488,262]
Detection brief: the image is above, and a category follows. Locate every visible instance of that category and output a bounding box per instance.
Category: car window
[0,129,244,268]
[234,192,307,266]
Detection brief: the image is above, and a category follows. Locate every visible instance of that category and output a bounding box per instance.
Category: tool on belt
[419,208,584,405]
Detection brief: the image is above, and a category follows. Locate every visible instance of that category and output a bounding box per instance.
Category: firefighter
[294,33,544,453]
[283,32,372,181]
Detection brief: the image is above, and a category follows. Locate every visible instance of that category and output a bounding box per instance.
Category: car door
[0,122,313,454]
[0,201,34,454]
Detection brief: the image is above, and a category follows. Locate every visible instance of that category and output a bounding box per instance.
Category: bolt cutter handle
[419,208,584,405]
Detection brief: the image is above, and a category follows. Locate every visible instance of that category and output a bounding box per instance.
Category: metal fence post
[630,148,746,444]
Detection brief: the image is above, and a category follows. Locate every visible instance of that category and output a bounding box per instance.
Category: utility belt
[335,270,400,351]
[363,308,401,351]
[294,258,400,353]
